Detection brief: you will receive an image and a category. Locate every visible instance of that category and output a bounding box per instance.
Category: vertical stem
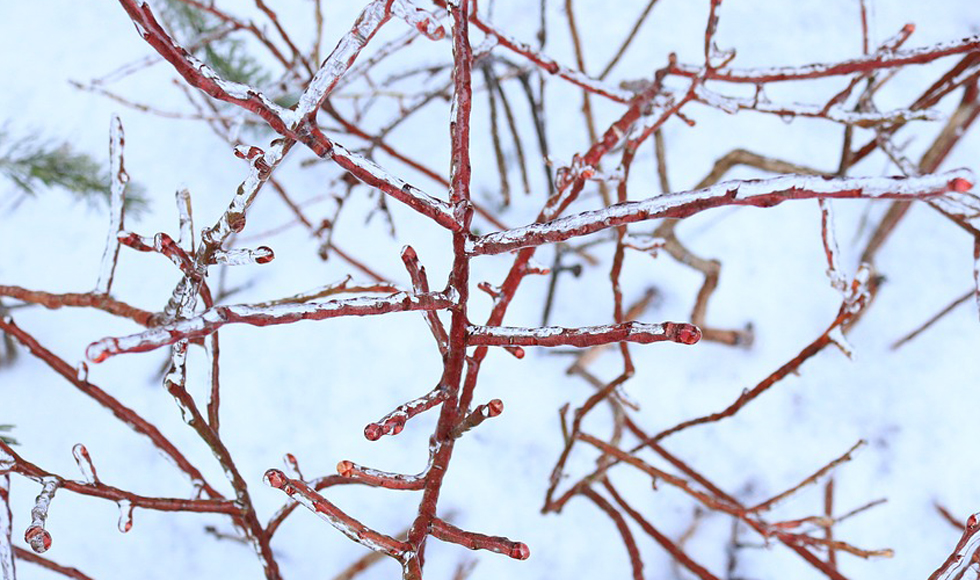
[405,1,473,576]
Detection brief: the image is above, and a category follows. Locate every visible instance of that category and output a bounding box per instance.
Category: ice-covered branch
[929,513,980,580]
[0,285,156,327]
[364,385,449,441]
[401,246,448,356]
[263,469,410,559]
[95,115,128,295]
[119,0,459,235]
[469,170,974,255]
[0,441,237,518]
[693,84,943,126]
[671,35,980,83]
[451,399,503,439]
[210,246,275,266]
[463,11,632,103]
[86,291,454,362]
[430,517,530,560]
[391,0,445,40]
[0,317,220,498]
[466,321,701,348]
[335,461,427,490]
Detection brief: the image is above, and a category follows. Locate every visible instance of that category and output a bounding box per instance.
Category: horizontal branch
[466,321,701,348]
[86,291,454,362]
[0,441,236,515]
[468,170,974,255]
[430,517,530,560]
[0,285,156,326]
[671,35,980,83]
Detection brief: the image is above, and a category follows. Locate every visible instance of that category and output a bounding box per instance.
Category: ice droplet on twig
[25,477,59,553]
[263,469,288,489]
[116,500,133,533]
[71,444,100,484]
[75,362,88,382]
[24,525,51,554]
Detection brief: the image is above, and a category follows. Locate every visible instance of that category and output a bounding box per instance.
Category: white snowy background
[2,1,979,579]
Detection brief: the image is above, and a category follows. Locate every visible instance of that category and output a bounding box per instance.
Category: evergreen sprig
[159,0,272,88]
[0,424,16,446]
[0,129,149,216]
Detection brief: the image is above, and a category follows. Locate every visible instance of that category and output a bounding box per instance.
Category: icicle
[164,342,193,424]
[75,362,88,382]
[71,444,100,484]
[24,477,59,554]
[175,188,195,253]
[819,199,848,294]
[210,246,275,265]
[827,327,854,359]
[116,500,133,533]
[95,115,129,295]
[1,474,14,580]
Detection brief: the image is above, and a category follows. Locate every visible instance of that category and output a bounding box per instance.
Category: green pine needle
[0,424,17,446]
[0,129,149,217]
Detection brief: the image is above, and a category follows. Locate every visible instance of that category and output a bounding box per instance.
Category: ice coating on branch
[391,0,445,40]
[468,169,975,255]
[116,500,133,533]
[1,474,13,579]
[75,362,88,382]
[330,141,456,228]
[466,321,700,348]
[95,115,128,295]
[72,444,100,484]
[25,477,59,553]
[87,291,453,361]
[555,154,597,192]
[477,25,631,103]
[673,34,980,82]
[693,85,942,125]
[263,469,404,556]
[291,0,391,123]
[933,512,980,580]
[818,199,847,293]
[211,246,275,266]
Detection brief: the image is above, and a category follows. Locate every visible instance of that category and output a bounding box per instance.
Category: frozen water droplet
[336,460,355,477]
[364,423,383,441]
[488,399,504,417]
[24,525,51,553]
[510,542,530,560]
[72,444,99,484]
[75,362,88,382]
[780,113,794,124]
[263,469,287,489]
[117,500,133,533]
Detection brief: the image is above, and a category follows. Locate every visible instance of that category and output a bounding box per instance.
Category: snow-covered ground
[2,1,979,579]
